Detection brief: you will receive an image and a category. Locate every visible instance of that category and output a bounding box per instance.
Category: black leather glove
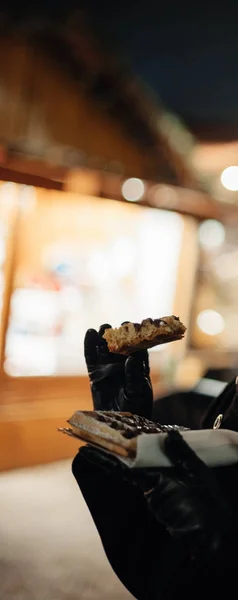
[84,324,153,418]
[79,431,231,560]
[145,431,231,558]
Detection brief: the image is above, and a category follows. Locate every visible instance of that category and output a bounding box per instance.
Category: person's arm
[153,377,238,430]
[72,452,166,599]
[73,429,238,600]
[152,390,212,429]
[72,443,237,600]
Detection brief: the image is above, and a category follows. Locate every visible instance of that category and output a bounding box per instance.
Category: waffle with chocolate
[59,410,188,458]
[102,316,186,355]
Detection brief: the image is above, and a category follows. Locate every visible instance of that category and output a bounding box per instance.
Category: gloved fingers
[89,362,125,384]
[164,430,219,501]
[164,430,207,479]
[124,354,147,399]
[98,324,112,355]
[99,323,112,337]
[145,472,190,522]
[79,444,123,473]
[84,329,100,371]
[165,432,232,531]
[133,350,150,377]
[72,448,121,481]
[98,324,114,362]
[143,350,150,378]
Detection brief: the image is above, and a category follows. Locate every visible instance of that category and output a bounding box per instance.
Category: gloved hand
[79,431,231,560]
[145,431,231,558]
[84,324,153,418]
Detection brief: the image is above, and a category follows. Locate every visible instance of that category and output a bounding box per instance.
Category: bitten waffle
[102,316,186,355]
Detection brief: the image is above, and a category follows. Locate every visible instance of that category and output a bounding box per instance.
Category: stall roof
[0,6,202,191]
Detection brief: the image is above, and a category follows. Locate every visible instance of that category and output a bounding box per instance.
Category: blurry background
[1,2,238,469]
[1,3,238,598]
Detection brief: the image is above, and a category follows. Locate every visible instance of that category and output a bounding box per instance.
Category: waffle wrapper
[59,427,238,468]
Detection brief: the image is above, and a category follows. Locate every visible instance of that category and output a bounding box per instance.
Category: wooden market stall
[0,12,219,470]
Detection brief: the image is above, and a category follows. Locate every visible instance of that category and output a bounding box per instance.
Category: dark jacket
[72,378,238,600]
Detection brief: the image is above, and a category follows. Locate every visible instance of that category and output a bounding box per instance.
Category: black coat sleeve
[72,452,166,599]
[72,378,238,599]
[72,452,192,600]
[72,452,238,600]
[152,390,211,429]
[152,378,238,431]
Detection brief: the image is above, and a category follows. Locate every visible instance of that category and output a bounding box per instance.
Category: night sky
[82,1,238,130]
[7,1,238,135]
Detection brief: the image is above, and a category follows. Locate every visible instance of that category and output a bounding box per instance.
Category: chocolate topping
[96,414,107,422]
[94,411,188,439]
[153,318,163,327]
[110,421,121,430]
[141,318,153,326]
[122,429,138,439]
